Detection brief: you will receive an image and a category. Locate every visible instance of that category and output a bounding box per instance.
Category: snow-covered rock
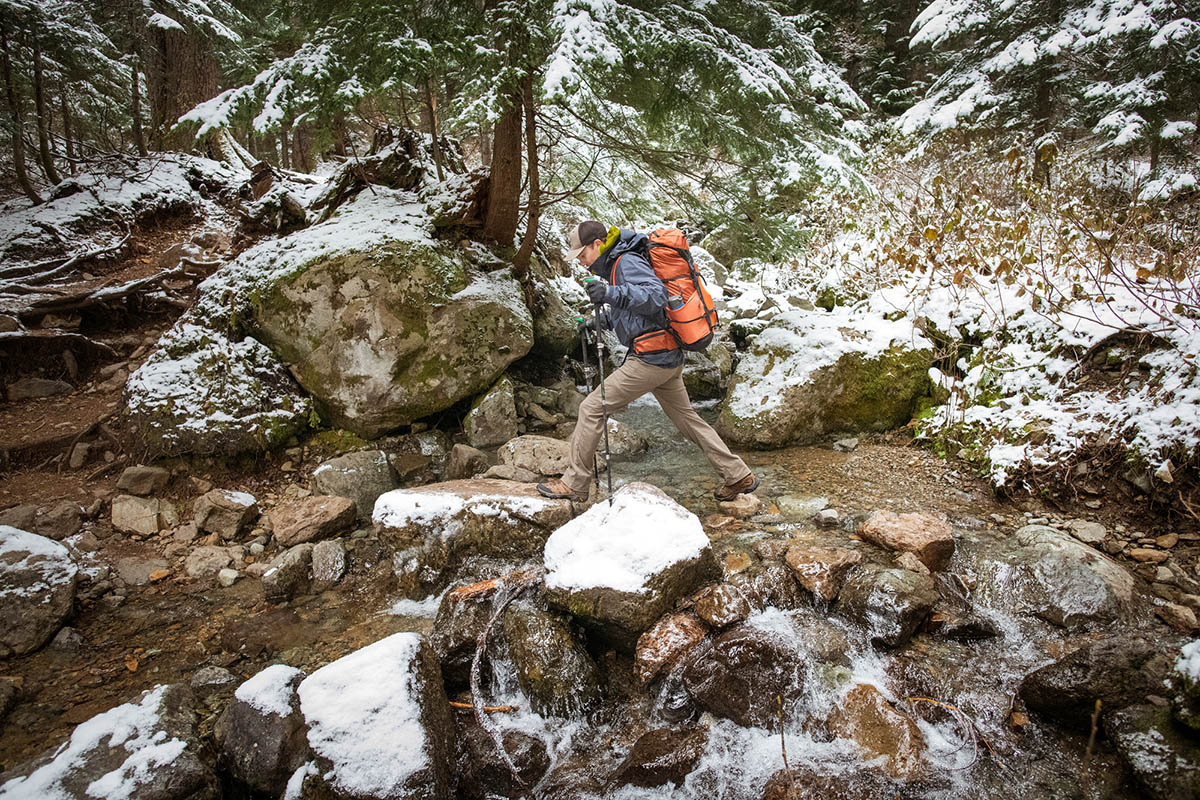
[295,633,455,800]
[375,480,572,597]
[543,483,720,650]
[0,684,218,800]
[214,664,309,797]
[0,526,78,657]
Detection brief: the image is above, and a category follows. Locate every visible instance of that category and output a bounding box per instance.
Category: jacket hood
[590,227,649,281]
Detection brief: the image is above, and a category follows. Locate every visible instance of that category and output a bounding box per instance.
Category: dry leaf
[124,655,139,673]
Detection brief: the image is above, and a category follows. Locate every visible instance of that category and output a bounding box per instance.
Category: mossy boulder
[249,240,533,438]
[717,311,933,447]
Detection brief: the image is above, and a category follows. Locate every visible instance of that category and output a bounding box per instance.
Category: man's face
[577,240,602,267]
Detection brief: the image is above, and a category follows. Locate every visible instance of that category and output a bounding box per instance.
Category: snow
[0,685,186,800]
[147,12,185,32]
[297,633,431,797]
[1176,640,1200,683]
[235,664,303,717]
[0,525,77,601]
[543,483,710,593]
[282,762,318,800]
[385,589,449,618]
[373,487,556,532]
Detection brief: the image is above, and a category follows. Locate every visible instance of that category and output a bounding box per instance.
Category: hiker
[536,220,759,503]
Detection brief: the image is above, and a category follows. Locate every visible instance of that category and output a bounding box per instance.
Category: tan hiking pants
[560,357,751,494]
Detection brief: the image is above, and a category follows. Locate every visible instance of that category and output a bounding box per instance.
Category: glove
[585,280,609,305]
[576,313,608,337]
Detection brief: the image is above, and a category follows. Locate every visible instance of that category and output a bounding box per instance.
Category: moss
[309,428,372,452]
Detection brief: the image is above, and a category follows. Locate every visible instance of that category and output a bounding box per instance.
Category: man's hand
[585,280,609,305]
[576,313,607,337]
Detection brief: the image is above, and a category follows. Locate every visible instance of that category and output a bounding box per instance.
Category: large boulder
[295,633,455,800]
[716,310,933,447]
[835,566,938,648]
[0,526,78,657]
[214,664,309,796]
[1104,703,1200,800]
[497,435,571,476]
[464,376,518,448]
[682,340,734,401]
[374,480,573,596]
[0,684,218,799]
[501,599,603,717]
[311,450,399,520]
[543,483,720,651]
[250,233,533,437]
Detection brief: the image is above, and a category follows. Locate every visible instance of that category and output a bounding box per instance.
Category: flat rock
[270,496,356,548]
[497,435,571,476]
[635,612,709,685]
[114,554,169,586]
[311,450,398,520]
[214,664,309,796]
[718,493,761,519]
[112,494,170,537]
[1066,519,1107,544]
[8,377,72,399]
[34,500,83,541]
[858,510,954,571]
[116,465,170,497]
[481,464,539,482]
[785,545,862,603]
[1131,548,1170,563]
[544,483,720,651]
[193,489,259,541]
[776,495,829,520]
[0,526,78,657]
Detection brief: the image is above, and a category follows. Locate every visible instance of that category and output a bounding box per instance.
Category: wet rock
[498,434,571,476]
[611,726,709,788]
[447,443,489,480]
[815,508,840,528]
[719,493,761,519]
[681,622,806,728]
[776,495,829,521]
[184,545,233,579]
[729,563,804,612]
[895,551,930,576]
[111,494,171,537]
[33,500,83,541]
[465,375,518,448]
[430,591,495,688]
[924,576,998,640]
[762,767,866,799]
[829,684,926,780]
[270,496,356,548]
[635,612,709,685]
[8,377,72,399]
[1018,635,1173,729]
[310,450,399,520]
[296,633,455,800]
[693,583,751,629]
[601,418,650,456]
[311,539,347,591]
[0,526,78,657]
[1066,519,1107,544]
[785,545,862,603]
[455,716,551,800]
[836,567,938,648]
[1104,703,1200,800]
[376,480,571,597]
[0,504,37,531]
[116,465,170,497]
[193,489,259,541]
[214,664,310,797]
[0,684,218,799]
[858,510,954,571]
[544,483,720,651]
[262,543,315,603]
[502,600,602,717]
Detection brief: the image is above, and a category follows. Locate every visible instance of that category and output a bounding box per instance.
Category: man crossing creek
[536,219,759,504]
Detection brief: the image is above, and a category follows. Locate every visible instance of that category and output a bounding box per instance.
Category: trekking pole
[574,316,601,496]
[585,284,615,507]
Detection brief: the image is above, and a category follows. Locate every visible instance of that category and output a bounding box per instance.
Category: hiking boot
[537,478,588,502]
[714,472,759,502]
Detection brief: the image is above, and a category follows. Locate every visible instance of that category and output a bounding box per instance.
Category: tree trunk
[279,117,291,170]
[292,123,313,173]
[30,31,59,184]
[480,126,491,168]
[1,21,41,204]
[483,89,522,247]
[331,113,348,157]
[60,92,75,174]
[425,77,444,182]
[146,23,219,150]
[513,74,540,281]
[131,55,148,156]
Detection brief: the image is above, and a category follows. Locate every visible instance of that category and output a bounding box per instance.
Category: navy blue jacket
[590,228,684,369]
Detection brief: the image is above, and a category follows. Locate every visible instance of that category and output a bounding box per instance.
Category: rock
[763,767,875,799]
[311,450,399,520]
[0,684,218,799]
[311,539,347,591]
[776,495,829,520]
[729,563,805,613]
[67,442,91,469]
[502,599,603,717]
[1158,533,1181,549]
[693,583,752,629]
[815,508,840,528]
[0,678,17,722]
[857,510,955,571]
[262,544,315,603]
[430,586,499,687]
[683,340,734,400]
[0,504,37,531]
[611,726,709,788]
[116,465,170,496]
[388,430,452,487]
[785,545,862,603]
[924,575,998,640]
[270,496,356,547]
[214,664,309,796]
[0,526,78,657]
[114,554,170,586]
[111,494,171,537]
[1066,519,1107,544]
[446,443,489,480]
[635,612,709,685]
[173,522,200,543]
[51,626,84,650]
[375,479,572,596]
[833,437,859,452]
[217,568,239,587]
[681,623,806,728]
[8,377,72,399]
[34,500,83,540]
[829,684,926,780]
[836,567,938,648]
[1018,635,1173,729]
[716,313,933,447]
[185,545,234,579]
[455,718,551,800]
[719,493,761,519]
[602,418,650,456]
[481,464,539,483]
[190,666,237,693]
[497,435,571,476]
[1104,703,1200,800]
[193,489,259,541]
[543,483,720,650]
[895,551,930,576]
[250,231,534,437]
[1156,602,1199,633]
[465,376,519,448]
[1131,548,1170,563]
[296,633,455,799]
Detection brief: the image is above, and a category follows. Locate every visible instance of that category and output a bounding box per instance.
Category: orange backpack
[616,228,719,355]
